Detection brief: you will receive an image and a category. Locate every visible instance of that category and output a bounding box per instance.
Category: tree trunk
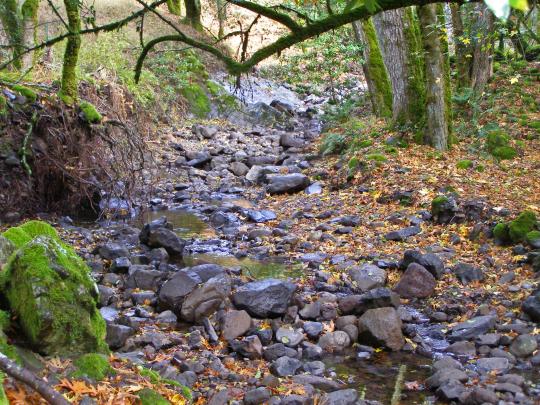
[167,0,182,15]
[0,0,23,69]
[450,4,470,88]
[216,0,227,38]
[20,0,39,69]
[60,0,82,104]
[373,7,425,126]
[419,3,449,150]
[352,19,392,118]
[184,0,202,30]
[470,3,495,94]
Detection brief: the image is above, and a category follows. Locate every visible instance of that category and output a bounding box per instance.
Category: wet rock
[399,250,444,279]
[452,262,484,285]
[302,341,323,360]
[522,289,540,321]
[126,267,163,291]
[446,341,476,357]
[303,322,324,339]
[267,174,310,195]
[270,356,302,377]
[318,331,351,352]
[320,389,358,405]
[436,380,466,401]
[293,375,342,391]
[476,357,510,373]
[433,356,463,372]
[106,324,134,349]
[461,387,498,404]
[244,387,272,405]
[349,264,387,292]
[221,310,252,341]
[158,271,201,312]
[448,315,496,342]
[475,333,501,347]
[357,307,404,351]
[302,361,325,376]
[394,263,436,298]
[276,327,304,348]
[305,182,322,195]
[509,334,537,357]
[426,368,468,389]
[385,226,421,241]
[181,275,232,322]
[263,343,297,361]
[188,264,226,282]
[232,278,296,318]
[338,288,400,315]
[111,257,131,273]
[98,243,129,260]
[139,224,186,256]
[246,209,277,223]
[230,335,263,359]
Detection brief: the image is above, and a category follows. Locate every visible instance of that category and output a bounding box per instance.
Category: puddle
[132,210,214,239]
[324,351,435,404]
[183,253,305,279]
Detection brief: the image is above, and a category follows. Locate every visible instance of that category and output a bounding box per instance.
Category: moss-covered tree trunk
[216,0,227,38]
[352,19,392,119]
[450,4,470,88]
[20,0,39,69]
[373,7,425,126]
[184,0,202,30]
[470,3,495,95]
[60,0,81,104]
[0,0,24,69]
[167,0,182,15]
[419,4,449,151]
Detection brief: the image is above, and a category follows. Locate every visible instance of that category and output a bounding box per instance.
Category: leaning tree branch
[134,0,479,78]
[225,0,302,32]
[0,352,70,405]
[0,0,169,70]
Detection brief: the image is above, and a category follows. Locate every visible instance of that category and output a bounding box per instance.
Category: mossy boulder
[0,221,107,355]
[526,231,540,248]
[431,195,459,224]
[508,211,537,243]
[493,223,510,244]
[485,130,517,160]
[0,236,15,268]
[79,101,103,124]
[72,353,113,380]
[138,388,170,405]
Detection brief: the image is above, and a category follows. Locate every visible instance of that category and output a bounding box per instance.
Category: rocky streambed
[7,77,540,404]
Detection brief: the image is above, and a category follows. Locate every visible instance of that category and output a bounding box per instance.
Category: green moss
[138,388,170,405]
[10,85,37,103]
[0,224,107,355]
[0,373,7,405]
[526,230,540,245]
[476,164,485,172]
[79,101,103,123]
[0,311,10,332]
[431,195,449,215]
[491,146,517,160]
[181,84,210,118]
[166,0,182,15]
[493,223,510,243]
[456,159,473,170]
[0,95,7,116]
[366,153,387,162]
[72,353,113,381]
[508,210,537,243]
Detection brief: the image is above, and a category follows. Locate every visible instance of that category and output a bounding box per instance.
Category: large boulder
[158,271,201,313]
[357,307,404,351]
[394,263,436,298]
[349,264,386,292]
[232,279,296,318]
[266,174,310,195]
[399,250,444,279]
[1,221,107,355]
[181,274,232,323]
[139,219,186,256]
[338,288,400,315]
[522,289,540,322]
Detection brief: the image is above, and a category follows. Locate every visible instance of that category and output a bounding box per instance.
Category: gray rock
[158,271,201,312]
[426,368,468,389]
[270,356,302,377]
[98,243,129,260]
[280,133,304,148]
[433,356,463,372]
[106,324,134,349]
[303,321,324,339]
[394,263,436,298]
[230,335,263,359]
[305,182,322,195]
[338,288,400,315]
[445,341,476,356]
[320,389,358,405]
[385,226,421,241]
[399,250,444,279]
[293,375,342,391]
[139,226,185,256]
[299,301,321,319]
[436,380,466,401]
[181,275,232,322]
[461,387,498,404]
[276,327,304,347]
[188,264,226,282]
[230,161,249,176]
[476,357,510,373]
[509,334,537,357]
[264,343,297,361]
[244,387,271,405]
[452,262,484,285]
[267,174,310,195]
[522,289,540,322]
[221,310,252,341]
[232,278,296,318]
[246,209,277,223]
[111,257,131,273]
[448,315,496,342]
[318,331,351,352]
[357,307,404,351]
[126,268,163,291]
[302,360,325,376]
[349,264,387,292]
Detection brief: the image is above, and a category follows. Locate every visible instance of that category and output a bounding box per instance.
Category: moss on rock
[10,85,37,103]
[79,101,103,123]
[526,230,540,245]
[431,195,449,216]
[0,222,107,356]
[493,223,510,243]
[138,388,170,405]
[508,210,537,243]
[72,353,113,380]
[491,146,517,160]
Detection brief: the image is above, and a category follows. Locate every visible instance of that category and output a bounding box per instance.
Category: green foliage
[319,133,347,155]
[485,129,516,160]
[72,353,113,380]
[79,101,103,123]
[139,367,192,399]
[181,84,210,118]
[366,153,387,162]
[452,87,474,104]
[491,146,517,160]
[456,159,473,170]
[138,388,170,405]
[0,95,7,116]
[0,221,107,355]
[11,85,37,102]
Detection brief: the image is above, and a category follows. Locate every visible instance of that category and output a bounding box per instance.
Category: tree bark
[419,3,449,150]
[373,7,425,126]
[0,0,24,69]
[167,0,182,15]
[470,3,495,94]
[20,0,39,69]
[450,3,470,87]
[184,0,202,30]
[216,0,227,38]
[60,0,82,104]
[352,19,392,118]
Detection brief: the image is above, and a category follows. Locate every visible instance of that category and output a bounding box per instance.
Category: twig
[0,352,70,405]
[390,364,407,405]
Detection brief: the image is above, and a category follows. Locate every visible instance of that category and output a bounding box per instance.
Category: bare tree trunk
[450,3,470,88]
[216,0,227,38]
[373,7,425,126]
[352,19,392,118]
[470,3,495,94]
[419,3,449,150]
[184,0,202,30]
